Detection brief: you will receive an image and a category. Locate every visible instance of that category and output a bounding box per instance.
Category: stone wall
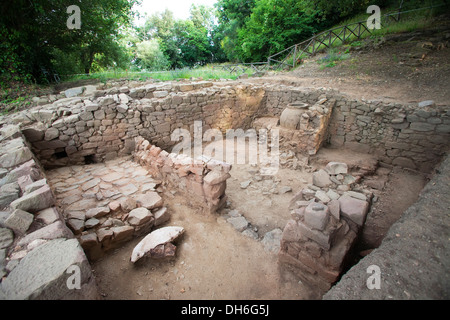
[134,136,231,214]
[261,87,450,173]
[0,125,98,300]
[5,80,448,173]
[16,81,265,169]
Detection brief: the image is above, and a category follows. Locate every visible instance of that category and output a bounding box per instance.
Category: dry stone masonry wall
[0,125,98,299]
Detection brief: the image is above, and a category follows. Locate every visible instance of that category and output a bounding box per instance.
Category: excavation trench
[0,79,448,299]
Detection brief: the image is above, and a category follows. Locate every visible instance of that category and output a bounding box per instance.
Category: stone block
[312,169,332,188]
[0,238,98,300]
[304,202,330,231]
[127,208,153,226]
[17,220,74,246]
[154,207,170,226]
[111,226,134,242]
[325,162,348,175]
[296,221,331,250]
[10,184,55,213]
[338,195,369,227]
[134,192,163,210]
[203,171,231,185]
[4,209,34,235]
[227,216,248,232]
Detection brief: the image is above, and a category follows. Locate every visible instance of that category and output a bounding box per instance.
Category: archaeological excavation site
[0,77,449,300]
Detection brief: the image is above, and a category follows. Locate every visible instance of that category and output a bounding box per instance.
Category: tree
[214,0,256,62]
[135,39,169,71]
[238,0,319,62]
[0,0,137,83]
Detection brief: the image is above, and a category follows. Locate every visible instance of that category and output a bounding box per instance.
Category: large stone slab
[339,195,369,226]
[4,209,34,235]
[0,238,98,300]
[17,221,73,246]
[134,192,163,210]
[131,226,185,263]
[10,184,55,213]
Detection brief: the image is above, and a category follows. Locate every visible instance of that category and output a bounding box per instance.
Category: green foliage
[238,0,319,62]
[0,0,137,85]
[135,39,169,71]
[317,48,351,69]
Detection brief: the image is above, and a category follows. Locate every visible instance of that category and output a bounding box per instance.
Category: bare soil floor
[88,146,427,300]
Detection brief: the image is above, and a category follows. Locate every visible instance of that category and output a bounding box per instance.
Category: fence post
[292,45,298,68]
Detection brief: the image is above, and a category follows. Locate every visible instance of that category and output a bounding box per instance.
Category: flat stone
[131,226,185,263]
[328,199,340,220]
[279,186,293,194]
[325,162,348,175]
[0,227,14,249]
[312,169,332,188]
[66,199,97,211]
[204,171,231,185]
[86,206,110,219]
[67,219,84,235]
[315,190,331,204]
[4,209,34,235]
[120,183,139,196]
[120,197,137,211]
[134,192,163,210]
[0,238,97,300]
[326,189,340,200]
[101,172,123,182]
[344,191,367,201]
[24,179,48,194]
[227,216,248,232]
[10,184,55,213]
[81,178,100,191]
[111,225,134,242]
[85,218,100,229]
[339,195,369,226]
[154,207,170,226]
[127,208,153,226]
[261,229,283,253]
[64,87,84,98]
[0,146,33,169]
[240,180,252,189]
[17,221,73,246]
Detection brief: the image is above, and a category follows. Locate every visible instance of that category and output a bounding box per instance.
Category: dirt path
[92,193,313,300]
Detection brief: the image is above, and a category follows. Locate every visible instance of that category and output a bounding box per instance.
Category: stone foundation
[134,136,231,214]
[279,162,371,293]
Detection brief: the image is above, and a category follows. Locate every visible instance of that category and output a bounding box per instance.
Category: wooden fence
[218,4,445,74]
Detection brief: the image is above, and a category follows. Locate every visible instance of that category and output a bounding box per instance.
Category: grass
[318,48,351,69]
[61,65,253,84]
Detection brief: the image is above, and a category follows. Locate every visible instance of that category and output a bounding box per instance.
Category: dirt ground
[90,146,427,300]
